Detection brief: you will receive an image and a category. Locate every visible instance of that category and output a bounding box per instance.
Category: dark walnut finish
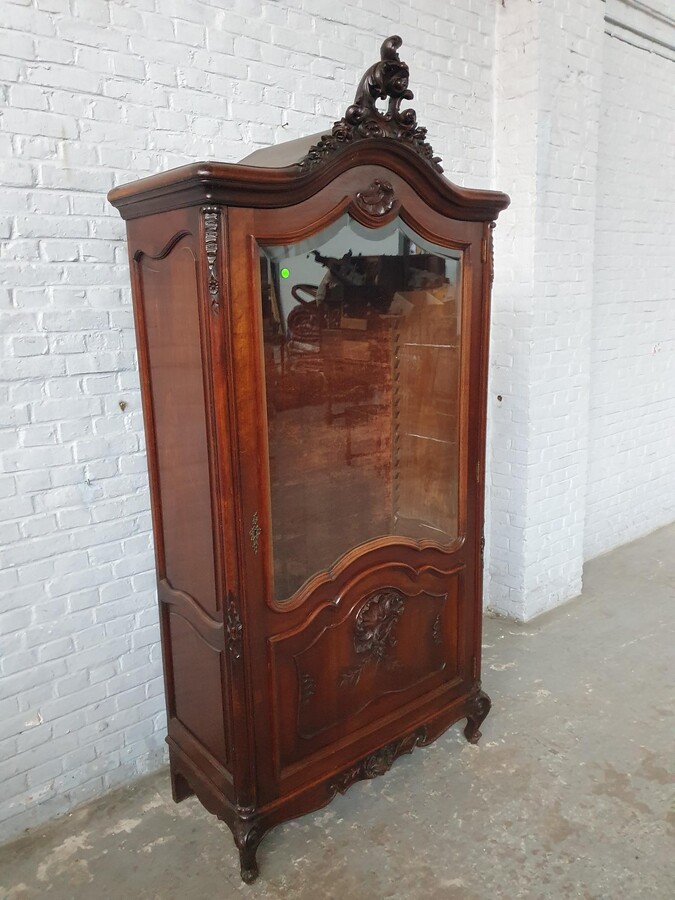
[109,35,509,885]
[299,35,442,174]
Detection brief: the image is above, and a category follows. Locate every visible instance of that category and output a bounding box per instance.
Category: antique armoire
[109,35,509,883]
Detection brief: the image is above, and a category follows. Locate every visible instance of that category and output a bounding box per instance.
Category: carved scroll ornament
[299,36,442,174]
[225,598,243,660]
[329,727,427,796]
[355,179,396,217]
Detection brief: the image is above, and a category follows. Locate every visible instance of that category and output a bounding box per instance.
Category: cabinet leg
[236,825,263,884]
[463,689,491,745]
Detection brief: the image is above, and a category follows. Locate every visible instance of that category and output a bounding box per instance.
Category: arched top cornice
[109,35,509,222]
[108,143,509,222]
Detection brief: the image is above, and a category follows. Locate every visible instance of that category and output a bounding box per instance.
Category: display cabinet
[109,35,509,883]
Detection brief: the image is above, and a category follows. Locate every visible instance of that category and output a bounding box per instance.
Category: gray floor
[1,525,674,900]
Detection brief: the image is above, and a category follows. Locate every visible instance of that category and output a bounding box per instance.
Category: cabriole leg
[463,689,491,745]
[236,824,263,884]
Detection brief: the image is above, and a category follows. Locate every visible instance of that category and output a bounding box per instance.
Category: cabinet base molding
[168,687,490,883]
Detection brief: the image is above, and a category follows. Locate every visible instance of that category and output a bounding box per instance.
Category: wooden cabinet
[109,35,509,884]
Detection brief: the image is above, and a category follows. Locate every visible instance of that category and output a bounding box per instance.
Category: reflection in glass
[259,216,462,600]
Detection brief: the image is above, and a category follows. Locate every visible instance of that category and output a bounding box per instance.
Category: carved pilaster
[203,206,220,313]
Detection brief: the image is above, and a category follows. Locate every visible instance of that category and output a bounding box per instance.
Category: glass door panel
[259,215,463,600]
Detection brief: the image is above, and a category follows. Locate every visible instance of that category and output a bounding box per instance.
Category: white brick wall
[487,0,675,619]
[487,0,604,621]
[585,6,675,558]
[0,0,497,843]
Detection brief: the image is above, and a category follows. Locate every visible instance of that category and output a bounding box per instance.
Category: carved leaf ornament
[203,206,219,312]
[299,36,442,174]
[329,728,427,795]
[225,599,243,660]
[355,179,396,216]
[354,590,404,658]
[340,589,405,687]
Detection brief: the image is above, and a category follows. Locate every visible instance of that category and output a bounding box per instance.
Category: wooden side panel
[128,210,231,781]
[169,611,228,765]
[138,240,218,615]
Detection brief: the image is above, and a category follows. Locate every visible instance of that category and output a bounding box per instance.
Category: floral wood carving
[355,179,396,217]
[298,36,442,174]
[203,206,219,313]
[299,673,316,705]
[329,727,427,796]
[489,221,496,286]
[339,589,404,688]
[249,512,261,555]
[226,597,243,660]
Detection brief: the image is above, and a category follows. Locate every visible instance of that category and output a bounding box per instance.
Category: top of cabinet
[108,35,509,223]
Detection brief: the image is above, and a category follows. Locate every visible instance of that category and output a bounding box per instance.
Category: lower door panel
[268,562,471,787]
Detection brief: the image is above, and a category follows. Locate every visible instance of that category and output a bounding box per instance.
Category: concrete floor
[1,525,674,900]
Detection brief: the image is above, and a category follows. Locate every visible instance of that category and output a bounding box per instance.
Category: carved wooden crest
[299,36,442,174]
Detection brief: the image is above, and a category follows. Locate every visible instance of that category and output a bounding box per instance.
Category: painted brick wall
[585,12,675,558]
[487,0,604,621]
[0,0,497,843]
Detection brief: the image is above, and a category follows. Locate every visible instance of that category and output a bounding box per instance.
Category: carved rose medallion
[340,589,405,687]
